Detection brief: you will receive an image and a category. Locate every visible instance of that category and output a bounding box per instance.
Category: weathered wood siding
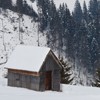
[31,76,40,90]
[40,54,61,91]
[8,70,14,86]
[7,51,61,92]
[39,72,45,91]
[45,54,60,70]
[8,69,40,91]
[52,70,60,91]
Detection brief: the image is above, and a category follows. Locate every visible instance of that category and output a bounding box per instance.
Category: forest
[0,0,100,85]
[37,0,100,85]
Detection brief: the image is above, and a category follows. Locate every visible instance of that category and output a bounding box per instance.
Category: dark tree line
[37,0,100,85]
[0,0,38,18]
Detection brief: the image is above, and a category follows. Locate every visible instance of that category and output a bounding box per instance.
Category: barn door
[45,71,52,90]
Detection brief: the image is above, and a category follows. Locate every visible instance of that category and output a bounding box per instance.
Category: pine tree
[0,0,3,7]
[73,0,83,61]
[23,0,28,14]
[64,4,75,59]
[58,4,66,57]
[16,0,23,13]
[60,58,73,84]
[89,0,98,18]
[37,0,51,31]
[98,1,100,10]
[7,0,12,9]
[49,0,62,51]
[93,68,100,87]
[77,21,92,71]
[88,0,100,71]
[83,1,88,22]
[0,0,12,9]
[90,38,99,70]
[73,0,83,24]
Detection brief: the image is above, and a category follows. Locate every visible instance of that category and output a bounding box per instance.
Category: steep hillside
[0,8,46,70]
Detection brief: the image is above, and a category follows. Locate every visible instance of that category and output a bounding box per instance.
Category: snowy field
[0,84,100,100]
[0,69,100,100]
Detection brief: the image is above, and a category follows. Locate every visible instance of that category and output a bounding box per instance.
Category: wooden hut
[5,45,62,91]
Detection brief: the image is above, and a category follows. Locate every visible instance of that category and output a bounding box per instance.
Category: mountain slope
[0,8,46,65]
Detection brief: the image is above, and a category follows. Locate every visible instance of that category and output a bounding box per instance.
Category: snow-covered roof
[5,45,50,72]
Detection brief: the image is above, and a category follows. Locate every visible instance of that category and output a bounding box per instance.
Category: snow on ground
[0,64,7,86]
[1,62,100,100]
[54,0,90,12]
[0,84,100,100]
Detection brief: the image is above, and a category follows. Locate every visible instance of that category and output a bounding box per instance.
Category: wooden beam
[8,69,40,76]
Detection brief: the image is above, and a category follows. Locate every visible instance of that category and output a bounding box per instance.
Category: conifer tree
[93,68,100,87]
[89,0,98,18]
[16,0,23,13]
[60,58,73,84]
[73,0,83,23]
[0,0,1,6]
[64,4,75,59]
[83,1,88,22]
[88,0,100,70]
[49,0,61,50]
[0,0,12,9]
[37,0,51,31]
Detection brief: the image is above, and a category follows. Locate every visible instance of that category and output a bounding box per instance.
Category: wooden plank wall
[8,52,61,91]
[39,72,45,91]
[39,54,61,91]
[45,54,61,71]
[31,76,40,90]
[8,70,40,91]
[52,70,60,91]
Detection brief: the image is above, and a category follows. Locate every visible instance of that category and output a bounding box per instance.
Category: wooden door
[45,71,52,90]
